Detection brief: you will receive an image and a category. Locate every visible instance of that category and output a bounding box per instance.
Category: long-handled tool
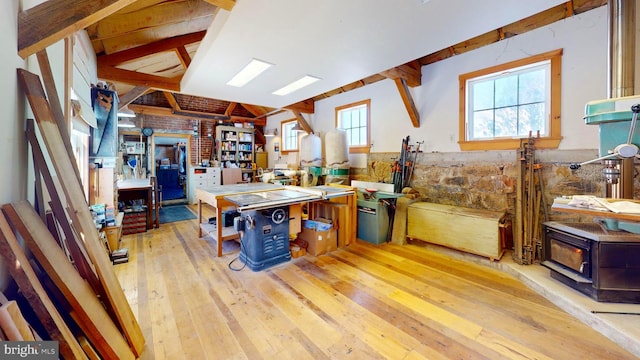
[405,141,423,188]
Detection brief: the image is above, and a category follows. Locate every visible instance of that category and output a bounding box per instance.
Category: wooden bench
[407,202,506,261]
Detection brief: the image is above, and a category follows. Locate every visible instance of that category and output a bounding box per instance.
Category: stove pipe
[607,0,636,199]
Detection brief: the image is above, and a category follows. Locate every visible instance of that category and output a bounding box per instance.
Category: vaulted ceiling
[18,0,607,126]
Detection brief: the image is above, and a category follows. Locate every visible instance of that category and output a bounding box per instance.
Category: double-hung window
[335,99,370,153]
[281,119,299,153]
[459,49,562,150]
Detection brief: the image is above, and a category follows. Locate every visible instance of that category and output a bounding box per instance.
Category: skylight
[226,59,273,87]
[273,75,320,96]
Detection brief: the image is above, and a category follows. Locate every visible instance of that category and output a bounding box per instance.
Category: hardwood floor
[114,205,637,359]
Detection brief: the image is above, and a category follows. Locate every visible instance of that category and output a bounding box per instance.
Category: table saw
[196,183,356,258]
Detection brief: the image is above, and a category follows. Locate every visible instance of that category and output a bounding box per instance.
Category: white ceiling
[181,0,567,109]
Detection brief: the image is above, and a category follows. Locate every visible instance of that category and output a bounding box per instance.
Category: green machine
[574,95,640,233]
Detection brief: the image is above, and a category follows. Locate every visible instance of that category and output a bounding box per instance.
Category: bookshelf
[216,126,255,181]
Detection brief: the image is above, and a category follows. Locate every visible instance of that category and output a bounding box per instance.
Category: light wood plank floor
[114,205,637,359]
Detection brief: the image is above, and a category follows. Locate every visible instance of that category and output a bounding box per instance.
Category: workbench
[196,183,357,257]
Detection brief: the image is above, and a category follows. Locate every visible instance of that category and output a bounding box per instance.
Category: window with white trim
[281,119,299,153]
[335,99,370,153]
[459,49,562,150]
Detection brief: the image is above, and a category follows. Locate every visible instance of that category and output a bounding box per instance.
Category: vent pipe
[608,0,635,98]
[607,0,636,198]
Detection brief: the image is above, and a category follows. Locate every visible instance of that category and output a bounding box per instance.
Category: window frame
[458,49,563,150]
[335,99,371,154]
[280,119,300,154]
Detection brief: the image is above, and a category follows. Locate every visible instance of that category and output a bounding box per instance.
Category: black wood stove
[542,221,640,303]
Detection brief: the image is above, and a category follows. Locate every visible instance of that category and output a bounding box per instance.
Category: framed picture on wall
[274,141,280,152]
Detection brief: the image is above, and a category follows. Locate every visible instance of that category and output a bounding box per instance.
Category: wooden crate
[122,211,147,235]
[407,202,505,261]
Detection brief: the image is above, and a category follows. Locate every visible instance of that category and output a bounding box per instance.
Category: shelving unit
[217,125,255,181]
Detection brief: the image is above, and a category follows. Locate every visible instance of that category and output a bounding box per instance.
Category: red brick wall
[137,114,216,165]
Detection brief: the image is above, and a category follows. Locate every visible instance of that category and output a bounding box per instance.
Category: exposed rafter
[224,103,238,116]
[284,99,314,114]
[98,31,206,66]
[129,104,266,126]
[379,61,422,87]
[162,92,181,111]
[97,31,207,93]
[176,46,192,68]
[394,79,420,128]
[97,66,181,92]
[293,111,313,134]
[240,104,270,117]
[18,0,137,58]
[202,0,236,11]
[118,86,150,110]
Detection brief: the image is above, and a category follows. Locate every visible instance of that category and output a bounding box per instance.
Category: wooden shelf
[199,223,240,242]
[104,212,124,252]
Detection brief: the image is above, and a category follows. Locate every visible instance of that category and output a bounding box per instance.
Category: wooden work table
[196,183,357,257]
[196,183,284,257]
[551,198,640,222]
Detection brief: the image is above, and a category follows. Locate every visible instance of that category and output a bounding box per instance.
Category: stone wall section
[352,150,636,224]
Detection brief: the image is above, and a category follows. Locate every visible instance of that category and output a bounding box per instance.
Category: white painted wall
[302,6,608,158]
[0,0,28,289]
[1,0,70,291]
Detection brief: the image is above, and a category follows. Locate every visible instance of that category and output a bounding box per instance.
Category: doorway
[152,134,190,205]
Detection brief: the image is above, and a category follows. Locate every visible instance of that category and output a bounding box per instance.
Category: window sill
[459,137,562,151]
[349,147,370,154]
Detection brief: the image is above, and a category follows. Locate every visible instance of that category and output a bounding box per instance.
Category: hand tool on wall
[405,141,423,188]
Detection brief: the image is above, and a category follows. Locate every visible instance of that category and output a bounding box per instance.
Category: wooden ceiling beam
[118,86,150,110]
[128,104,266,126]
[98,31,206,66]
[224,102,238,116]
[394,79,420,128]
[284,99,314,114]
[97,66,181,92]
[293,111,313,134]
[176,45,192,68]
[92,1,214,43]
[202,0,236,11]
[162,92,182,111]
[379,61,422,87]
[18,0,138,58]
[241,104,274,118]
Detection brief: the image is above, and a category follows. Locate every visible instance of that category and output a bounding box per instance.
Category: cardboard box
[303,218,333,231]
[298,227,337,256]
[312,201,351,247]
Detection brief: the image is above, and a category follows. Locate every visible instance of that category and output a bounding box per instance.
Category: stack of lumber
[0,67,144,358]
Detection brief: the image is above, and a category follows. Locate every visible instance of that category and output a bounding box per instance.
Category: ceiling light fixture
[118,118,135,128]
[273,75,320,96]
[227,58,273,87]
[117,105,136,118]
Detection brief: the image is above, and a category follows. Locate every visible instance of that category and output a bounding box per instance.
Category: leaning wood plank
[4,202,135,360]
[36,50,83,188]
[79,336,102,360]
[4,301,35,341]
[0,212,87,359]
[26,119,102,294]
[0,302,24,340]
[17,68,145,356]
